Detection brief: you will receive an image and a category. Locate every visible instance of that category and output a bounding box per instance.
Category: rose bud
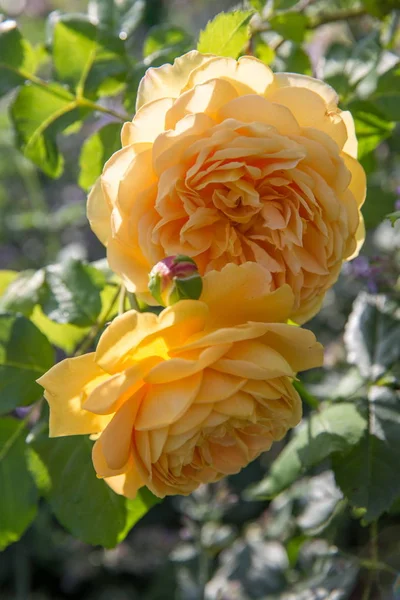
[148,255,203,306]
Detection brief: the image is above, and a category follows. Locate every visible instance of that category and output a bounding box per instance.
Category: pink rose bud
[148,255,203,306]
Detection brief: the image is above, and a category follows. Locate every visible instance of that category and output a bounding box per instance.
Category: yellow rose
[88,51,366,324]
[38,263,323,499]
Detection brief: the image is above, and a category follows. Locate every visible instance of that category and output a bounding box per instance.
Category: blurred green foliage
[0,0,399,598]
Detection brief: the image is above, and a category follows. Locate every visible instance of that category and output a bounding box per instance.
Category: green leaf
[79,122,122,191]
[334,386,400,522]
[51,14,128,98]
[0,270,44,316]
[0,19,35,98]
[30,307,89,354]
[269,13,308,44]
[38,260,106,327]
[370,67,400,122]
[88,0,119,33]
[254,39,275,66]
[344,293,400,381]
[32,435,160,547]
[361,184,397,229]
[274,0,300,8]
[278,43,312,75]
[0,271,18,296]
[246,403,366,499]
[197,10,254,59]
[0,313,54,415]
[120,0,146,38]
[11,82,87,178]
[386,210,400,226]
[346,100,395,158]
[0,417,38,550]
[143,25,192,59]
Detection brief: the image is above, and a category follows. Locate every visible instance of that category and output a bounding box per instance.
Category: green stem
[2,64,129,122]
[74,284,121,356]
[293,380,320,410]
[77,97,129,121]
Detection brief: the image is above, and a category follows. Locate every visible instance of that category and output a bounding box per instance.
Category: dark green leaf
[344,293,400,380]
[0,19,35,98]
[278,44,312,75]
[120,0,146,38]
[51,14,128,98]
[0,313,54,415]
[32,435,159,547]
[11,82,87,178]
[372,67,400,121]
[143,25,192,58]
[38,260,106,327]
[334,386,400,522]
[246,403,366,499]
[346,100,394,158]
[79,122,122,191]
[197,10,254,58]
[361,184,397,229]
[0,418,38,550]
[270,13,308,44]
[88,0,119,32]
[0,270,44,316]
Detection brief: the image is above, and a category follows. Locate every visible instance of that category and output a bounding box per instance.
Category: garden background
[0,0,399,598]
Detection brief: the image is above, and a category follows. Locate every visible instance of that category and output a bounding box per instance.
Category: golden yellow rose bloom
[88,51,366,324]
[38,263,323,499]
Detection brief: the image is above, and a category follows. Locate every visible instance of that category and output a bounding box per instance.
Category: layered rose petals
[88,51,366,323]
[38,263,323,499]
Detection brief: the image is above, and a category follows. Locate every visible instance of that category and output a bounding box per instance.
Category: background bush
[0,0,399,598]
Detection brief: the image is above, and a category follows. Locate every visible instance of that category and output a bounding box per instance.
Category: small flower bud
[148,255,203,306]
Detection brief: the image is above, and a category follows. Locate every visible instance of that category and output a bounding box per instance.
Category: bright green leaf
[0,270,44,316]
[275,0,300,8]
[11,82,87,178]
[51,14,128,98]
[0,271,18,296]
[386,210,400,226]
[38,260,106,327]
[0,19,35,98]
[344,293,400,381]
[254,39,275,65]
[270,13,308,44]
[197,10,254,59]
[79,123,122,191]
[334,386,400,522]
[246,403,366,499]
[32,435,160,547]
[347,100,394,158]
[30,307,89,354]
[0,418,38,550]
